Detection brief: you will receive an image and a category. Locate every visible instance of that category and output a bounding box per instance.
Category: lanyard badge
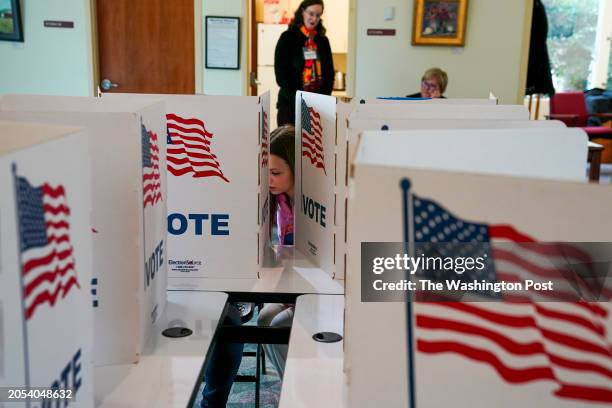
[303,47,318,60]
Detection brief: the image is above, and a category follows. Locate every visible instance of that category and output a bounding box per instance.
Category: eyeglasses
[421,80,440,91]
[304,10,322,19]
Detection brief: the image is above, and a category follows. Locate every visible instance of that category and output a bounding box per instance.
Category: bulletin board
[205,16,241,70]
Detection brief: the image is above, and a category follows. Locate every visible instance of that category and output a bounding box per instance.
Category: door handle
[100,78,119,91]
[250,72,261,87]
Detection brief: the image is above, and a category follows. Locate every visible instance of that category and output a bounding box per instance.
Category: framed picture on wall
[0,0,24,42]
[205,16,240,70]
[412,0,468,46]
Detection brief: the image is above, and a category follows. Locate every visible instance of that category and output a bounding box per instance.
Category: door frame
[249,0,258,96]
[347,0,356,98]
[195,0,203,94]
[90,0,99,95]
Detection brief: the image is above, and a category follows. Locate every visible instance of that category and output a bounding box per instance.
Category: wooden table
[588,141,604,182]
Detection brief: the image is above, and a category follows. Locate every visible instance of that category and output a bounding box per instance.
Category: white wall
[0,0,94,96]
[202,0,248,95]
[0,0,534,100]
[353,0,533,104]
[0,0,248,97]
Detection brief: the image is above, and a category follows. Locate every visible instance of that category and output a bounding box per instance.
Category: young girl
[259,125,296,380]
[269,125,295,246]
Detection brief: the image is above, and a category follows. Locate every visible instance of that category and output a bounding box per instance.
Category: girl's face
[269,155,294,196]
[302,4,323,31]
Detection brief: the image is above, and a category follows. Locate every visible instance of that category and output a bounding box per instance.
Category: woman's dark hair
[270,125,295,176]
[269,125,296,242]
[289,0,326,36]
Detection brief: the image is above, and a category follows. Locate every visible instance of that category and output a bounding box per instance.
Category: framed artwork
[412,0,468,46]
[0,0,23,42]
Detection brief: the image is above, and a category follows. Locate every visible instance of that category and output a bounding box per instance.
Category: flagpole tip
[400,178,411,191]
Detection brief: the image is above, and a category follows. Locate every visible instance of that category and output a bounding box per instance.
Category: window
[542,0,599,91]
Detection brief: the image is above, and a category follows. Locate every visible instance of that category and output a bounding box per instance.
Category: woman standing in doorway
[274,0,335,126]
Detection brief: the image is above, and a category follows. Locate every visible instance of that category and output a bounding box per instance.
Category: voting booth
[350,103,529,120]
[103,92,270,287]
[260,92,272,267]
[344,133,611,407]
[159,94,268,282]
[0,121,93,405]
[295,91,337,278]
[344,118,566,161]
[336,124,587,284]
[343,103,533,167]
[364,97,498,105]
[0,95,168,366]
[354,128,587,181]
[336,106,565,278]
[294,91,356,280]
[295,94,540,281]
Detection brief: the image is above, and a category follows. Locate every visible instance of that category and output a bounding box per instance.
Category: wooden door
[96,0,195,94]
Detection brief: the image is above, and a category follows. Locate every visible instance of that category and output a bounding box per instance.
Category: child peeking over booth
[269,125,295,245]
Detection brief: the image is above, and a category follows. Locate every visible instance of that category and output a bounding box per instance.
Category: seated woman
[407,67,448,99]
[259,125,296,379]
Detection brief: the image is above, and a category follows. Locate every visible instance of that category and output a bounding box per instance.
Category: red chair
[549,92,612,139]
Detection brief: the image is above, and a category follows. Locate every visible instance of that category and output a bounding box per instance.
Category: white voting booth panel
[260,92,272,275]
[95,291,228,408]
[356,128,587,181]
[345,164,612,408]
[351,103,529,120]
[334,118,569,280]
[103,92,270,284]
[331,98,359,280]
[0,121,93,405]
[160,94,267,281]
[344,118,566,169]
[333,103,531,279]
[295,92,354,280]
[348,117,564,133]
[363,97,497,105]
[0,95,168,366]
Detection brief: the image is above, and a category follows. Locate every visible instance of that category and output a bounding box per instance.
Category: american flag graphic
[261,110,269,167]
[16,175,80,321]
[301,98,326,174]
[142,124,162,208]
[400,179,612,404]
[166,113,229,182]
